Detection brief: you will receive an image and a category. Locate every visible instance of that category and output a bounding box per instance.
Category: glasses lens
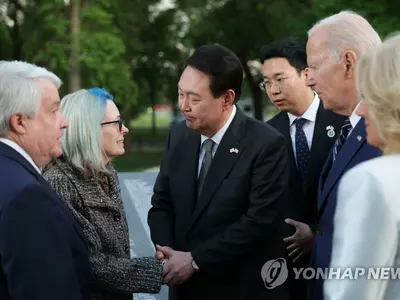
[118,119,123,131]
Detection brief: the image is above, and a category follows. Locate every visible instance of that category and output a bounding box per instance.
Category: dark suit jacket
[0,142,91,300]
[267,101,346,238]
[309,118,382,300]
[148,108,291,300]
[268,101,345,300]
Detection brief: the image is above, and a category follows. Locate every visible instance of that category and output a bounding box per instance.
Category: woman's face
[356,100,382,149]
[101,100,129,162]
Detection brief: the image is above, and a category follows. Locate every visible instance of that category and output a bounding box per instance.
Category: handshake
[155,245,198,286]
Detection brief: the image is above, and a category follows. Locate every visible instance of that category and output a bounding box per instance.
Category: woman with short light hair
[324,33,400,300]
[43,87,163,300]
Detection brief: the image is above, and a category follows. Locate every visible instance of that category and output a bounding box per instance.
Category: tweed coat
[43,157,163,300]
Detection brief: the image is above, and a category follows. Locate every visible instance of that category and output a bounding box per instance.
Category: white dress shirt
[0,138,41,174]
[348,101,362,137]
[287,92,320,162]
[324,154,400,300]
[198,105,237,176]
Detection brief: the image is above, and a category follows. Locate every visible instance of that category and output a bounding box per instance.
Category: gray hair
[0,61,62,88]
[60,89,110,173]
[0,61,62,137]
[0,75,41,137]
[308,10,382,62]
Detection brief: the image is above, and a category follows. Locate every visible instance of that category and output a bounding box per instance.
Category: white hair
[308,10,382,62]
[0,75,41,137]
[0,61,61,137]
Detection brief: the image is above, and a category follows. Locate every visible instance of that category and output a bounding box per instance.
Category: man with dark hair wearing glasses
[260,38,345,300]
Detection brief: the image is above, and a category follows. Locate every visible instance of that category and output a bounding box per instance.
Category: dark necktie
[197,139,214,196]
[295,118,310,180]
[332,117,352,162]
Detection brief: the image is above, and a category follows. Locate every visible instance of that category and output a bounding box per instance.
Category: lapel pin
[230,148,239,154]
[357,135,362,141]
[326,125,335,138]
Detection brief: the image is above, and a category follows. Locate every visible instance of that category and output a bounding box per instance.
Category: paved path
[143,166,160,172]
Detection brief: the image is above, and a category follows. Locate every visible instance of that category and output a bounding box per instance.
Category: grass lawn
[112,150,163,172]
[130,111,170,129]
[129,111,170,145]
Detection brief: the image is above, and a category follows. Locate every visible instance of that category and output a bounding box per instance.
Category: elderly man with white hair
[0,61,91,300]
[281,11,382,300]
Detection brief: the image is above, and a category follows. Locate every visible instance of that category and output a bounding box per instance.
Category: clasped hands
[156,245,198,286]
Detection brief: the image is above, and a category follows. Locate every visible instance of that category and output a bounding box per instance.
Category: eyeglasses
[259,73,298,92]
[101,119,124,131]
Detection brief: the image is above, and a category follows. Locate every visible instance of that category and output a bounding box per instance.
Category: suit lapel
[172,128,201,223]
[0,143,87,243]
[189,109,246,229]
[272,113,298,182]
[306,102,337,191]
[320,118,366,202]
[318,151,332,205]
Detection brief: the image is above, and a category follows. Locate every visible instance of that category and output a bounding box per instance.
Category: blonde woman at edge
[43,88,164,300]
[324,34,400,300]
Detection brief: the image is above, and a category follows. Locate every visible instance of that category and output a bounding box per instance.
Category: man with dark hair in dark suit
[148,44,290,300]
[260,38,346,300]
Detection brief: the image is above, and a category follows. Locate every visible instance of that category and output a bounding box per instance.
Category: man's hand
[156,246,172,260]
[283,219,314,263]
[156,250,165,260]
[156,245,197,285]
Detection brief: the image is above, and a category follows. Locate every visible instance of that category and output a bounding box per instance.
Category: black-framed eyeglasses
[101,119,124,131]
[259,72,299,93]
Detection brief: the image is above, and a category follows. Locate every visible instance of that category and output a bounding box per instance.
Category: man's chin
[50,148,63,159]
[185,120,195,129]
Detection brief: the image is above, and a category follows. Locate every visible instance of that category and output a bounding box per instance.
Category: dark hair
[260,38,308,72]
[186,44,244,102]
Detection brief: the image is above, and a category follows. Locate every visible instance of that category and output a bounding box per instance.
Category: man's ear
[222,89,236,110]
[343,50,357,79]
[9,114,29,134]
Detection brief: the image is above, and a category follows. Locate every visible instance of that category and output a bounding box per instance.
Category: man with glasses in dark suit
[260,38,345,300]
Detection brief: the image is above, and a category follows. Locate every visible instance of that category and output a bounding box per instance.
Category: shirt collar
[0,138,42,174]
[201,105,237,146]
[349,101,362,129]
[287,92,320,126]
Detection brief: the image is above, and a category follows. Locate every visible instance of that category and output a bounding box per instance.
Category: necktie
[294,118,310,180]
[197,139,214,196]
[332,118,352,162]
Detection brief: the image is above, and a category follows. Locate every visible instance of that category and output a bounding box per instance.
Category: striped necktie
[332,118,352,162]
